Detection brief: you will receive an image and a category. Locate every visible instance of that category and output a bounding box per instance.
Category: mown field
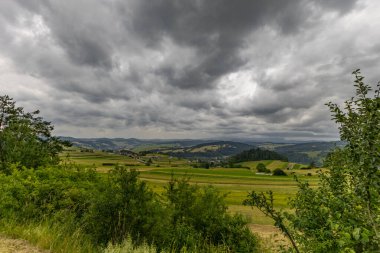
[60,147,321,227]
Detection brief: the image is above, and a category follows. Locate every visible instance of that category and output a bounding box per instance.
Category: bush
[102,163,115,166]
[0,165,98,222]
[165,178,259,252]
[256,163,271,173]
[272,168,287,176]
[83,167,166,246]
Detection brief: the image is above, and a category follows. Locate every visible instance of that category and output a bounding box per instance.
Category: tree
[244,70,380,252]
[272,168,287,176]
[256,163,271,173]
[0,95,69,172]
[256,163,266,172]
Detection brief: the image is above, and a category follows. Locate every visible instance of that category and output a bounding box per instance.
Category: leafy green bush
[82,167,167,246]
[256,163,271,173]
[102,163,115,166]
[0,165,97,222]
[166,178,259,252]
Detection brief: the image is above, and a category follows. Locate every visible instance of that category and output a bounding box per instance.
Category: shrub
[256,163,271,173]
[165,178,259,252]
[272,168,287,176]
[0,165,98,222]
[256,163,266,172]
[83,167,166,246]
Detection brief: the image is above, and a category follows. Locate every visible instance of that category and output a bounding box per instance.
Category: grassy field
[60,147,321,227]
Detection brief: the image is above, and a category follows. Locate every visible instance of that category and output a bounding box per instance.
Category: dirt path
[0,236,48,253]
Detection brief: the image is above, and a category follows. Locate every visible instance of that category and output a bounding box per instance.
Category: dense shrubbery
[166,178,258,252]
[0,165,259,252]
[245,70,380,252]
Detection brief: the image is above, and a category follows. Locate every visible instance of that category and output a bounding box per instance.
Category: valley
[61,146,321,227]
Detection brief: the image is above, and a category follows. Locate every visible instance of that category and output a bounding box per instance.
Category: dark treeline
[229,148,288,163]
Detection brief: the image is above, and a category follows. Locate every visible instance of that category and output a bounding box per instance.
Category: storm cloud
[1,0,379,140]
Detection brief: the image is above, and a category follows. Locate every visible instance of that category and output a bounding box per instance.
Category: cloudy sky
[1,0,380,141]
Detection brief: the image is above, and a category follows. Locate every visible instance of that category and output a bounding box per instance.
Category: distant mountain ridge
[59,137,344,165]
[59,136,214,151]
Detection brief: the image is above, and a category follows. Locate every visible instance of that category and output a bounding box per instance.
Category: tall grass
[0,220,234,253]
[0,219,98,253]
[104,237,232,253]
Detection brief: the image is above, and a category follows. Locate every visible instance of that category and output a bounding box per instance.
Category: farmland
[61,147,321,226]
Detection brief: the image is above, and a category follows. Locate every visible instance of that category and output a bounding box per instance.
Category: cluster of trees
[229,148,288,164]
[245,70,380,252]
[0,95,69,172]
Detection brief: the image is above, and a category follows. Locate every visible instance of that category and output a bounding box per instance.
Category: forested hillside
[229,148,288,163]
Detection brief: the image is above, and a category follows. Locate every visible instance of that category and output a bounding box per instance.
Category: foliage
[272,168,287,176]
[243,191,299,253]
[256,163,271,173]
[0,95,69,172]
[82,167,167,246]
[0,164,97,221]
[166,177,259,252]
[229,148,288,163]
[244,70,380,252]
[0,165,260,252]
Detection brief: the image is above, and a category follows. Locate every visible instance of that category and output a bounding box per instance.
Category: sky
[1,0,380,141]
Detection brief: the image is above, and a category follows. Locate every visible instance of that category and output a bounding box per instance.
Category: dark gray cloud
[0,0,378,141]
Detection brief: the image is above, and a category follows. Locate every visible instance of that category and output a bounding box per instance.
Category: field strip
[140,172,317,184]
[144,170,286,180]
[139,177,301,188]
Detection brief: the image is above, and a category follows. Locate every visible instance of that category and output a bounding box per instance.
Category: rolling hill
[255,141,345,166]
[153,141,254,160]
[59,137,343,165]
